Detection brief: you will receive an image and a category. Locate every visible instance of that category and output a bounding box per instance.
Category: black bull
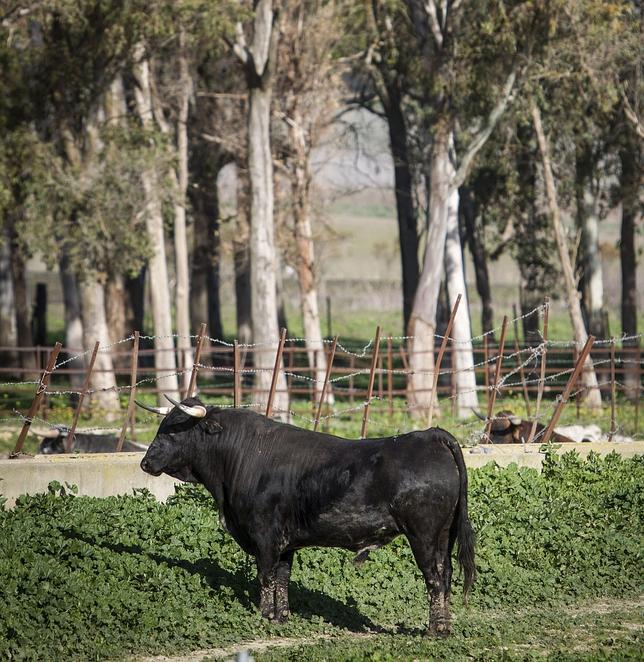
[140,398,475,635]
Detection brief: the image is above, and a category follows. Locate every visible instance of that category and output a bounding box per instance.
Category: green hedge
[0,450,641,660]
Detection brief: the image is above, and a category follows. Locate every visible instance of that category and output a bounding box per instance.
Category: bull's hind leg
[274,551,294,623]
[407,526,452,636]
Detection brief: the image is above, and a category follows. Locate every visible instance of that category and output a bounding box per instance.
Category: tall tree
[275,0,342,404]
[132,46,181,403]
[404,0,523,418]
[231,0,288,415]
[358,0,420,333]
[531,101,602,410]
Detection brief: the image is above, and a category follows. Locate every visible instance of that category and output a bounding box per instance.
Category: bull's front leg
[274,551,294,623]
[256,549,280,622]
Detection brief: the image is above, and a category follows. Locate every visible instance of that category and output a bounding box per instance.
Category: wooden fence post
[635,345,640,435]
[512,304,531,416]
[11,342,62,457]
[540,335,595,445]
[314,336,338,432]
[266,328,287,418]
[573,345,581,420]
[233,340,241,407]
[387,336,393,420]
[483,333,490,414]
[527,297,550,444]
[64,341,101,452]
[428,294,461,428]
[187,323,207,399]
[117,332,140,452]
[484,316,509,442]
[608,338,616,441]
[361,327,381,439]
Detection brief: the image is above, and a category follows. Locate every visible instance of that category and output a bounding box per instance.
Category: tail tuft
[439,430,476,603]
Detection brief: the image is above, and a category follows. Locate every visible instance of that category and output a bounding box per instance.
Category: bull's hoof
[426,622,450,638]
[274,609,290,623]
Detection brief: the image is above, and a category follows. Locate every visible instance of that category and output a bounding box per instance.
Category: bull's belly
[288,503,400,551]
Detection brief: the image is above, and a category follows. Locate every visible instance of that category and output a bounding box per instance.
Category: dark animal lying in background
[472,410,576,444]
[138,395,476,636]
[33,426,148,454]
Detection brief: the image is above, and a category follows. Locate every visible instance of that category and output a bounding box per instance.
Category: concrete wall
[1,442,643,508]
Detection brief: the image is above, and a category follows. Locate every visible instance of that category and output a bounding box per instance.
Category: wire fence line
[1,301,642,455]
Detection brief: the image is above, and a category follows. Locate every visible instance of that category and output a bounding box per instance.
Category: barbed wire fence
[1,298,642,458]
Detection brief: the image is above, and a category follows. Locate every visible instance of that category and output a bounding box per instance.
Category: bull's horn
[28,426,60,438]
[164,394,207,418]
[135,400,172,416]
[471,408,487,421]
[509,415,521,426]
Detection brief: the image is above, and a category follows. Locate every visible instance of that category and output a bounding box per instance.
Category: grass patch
[0,451,641,660]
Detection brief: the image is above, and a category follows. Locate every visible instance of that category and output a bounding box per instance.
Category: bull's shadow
[66,531,376,632]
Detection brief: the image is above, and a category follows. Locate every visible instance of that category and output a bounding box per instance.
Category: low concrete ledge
[1,442,643,508]
[0,453,181,508]
[463,440,644,470]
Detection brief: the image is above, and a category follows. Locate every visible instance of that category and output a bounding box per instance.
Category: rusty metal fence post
[484,316,509,442]
[11,342,62,457]
[64,341,101,452]
[361,327,381,439]
[527,297,550,444]
[541,335,595,445]
[608,338,616,441]
[266,328,287,418]
[117,332,140,452]
[314,336,338,432]
[187,323,207,399]
[428,294,461,428]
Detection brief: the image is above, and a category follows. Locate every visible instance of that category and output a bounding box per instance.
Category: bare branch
[622,90,644,140]
[424,0,443,47]
[452,65,518,188]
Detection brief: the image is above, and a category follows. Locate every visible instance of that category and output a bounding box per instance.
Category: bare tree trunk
[125,269,146,335]
[0,224,17,367]
[289,111,332,404]
[383,80,419,334]
[9,224,37,376]
[248,81,288,413]
[619,139,640,401]
[234,163,252,346]
[132,47,180,403]
[460,185,494,334]
[408,125,452,418]
[189,152,224,341]
[173,30,194,394]
[105,273,128,369]
[235,0,288,415]
[575,148,606,338]
[531,102,601,409]
[59,251,85,395]
[444,185,478,417]
[79,279,120,416]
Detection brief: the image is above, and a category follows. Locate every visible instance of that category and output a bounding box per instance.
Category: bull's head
[138,395,221,482]
[31,425,66,454]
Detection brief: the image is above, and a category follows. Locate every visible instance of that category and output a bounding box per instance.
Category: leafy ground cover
[0,450,642,660]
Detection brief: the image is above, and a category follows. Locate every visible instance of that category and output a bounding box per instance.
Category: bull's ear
[204,418,223,435]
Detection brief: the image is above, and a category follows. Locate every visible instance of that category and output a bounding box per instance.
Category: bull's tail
[440,432,476,603]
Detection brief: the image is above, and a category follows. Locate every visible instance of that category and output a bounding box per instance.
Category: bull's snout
[140,457,151,473]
